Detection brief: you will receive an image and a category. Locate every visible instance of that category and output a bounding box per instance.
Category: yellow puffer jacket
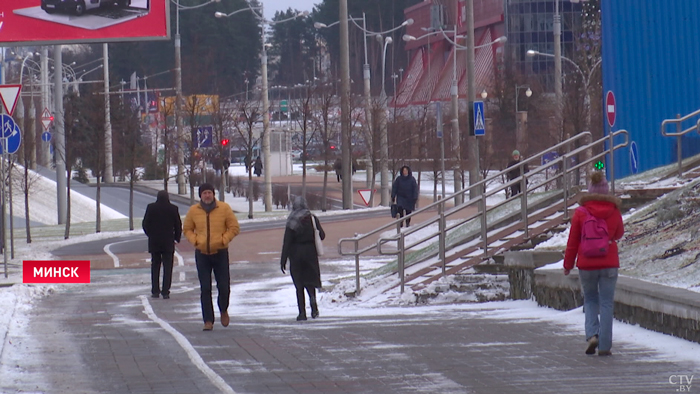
[183,201,240,254]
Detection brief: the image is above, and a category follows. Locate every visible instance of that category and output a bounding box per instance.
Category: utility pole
[261,11,273,212]
[41,48,50,167]
[54,45,67,224]
[554,0,563,144]
[450,25,462,205]
[466,0,480,200]
[339,0,352,209]
[175,2,186,194]
[362,13,373,191]
[103,43,114,183]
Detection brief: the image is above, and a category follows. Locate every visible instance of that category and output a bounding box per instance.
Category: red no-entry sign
[606,91,616,127]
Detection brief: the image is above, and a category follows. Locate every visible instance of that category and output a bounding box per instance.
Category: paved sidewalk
[3,262,698,394]
[2,172,698,393]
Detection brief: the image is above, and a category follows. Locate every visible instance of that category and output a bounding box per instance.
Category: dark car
[41,0,130,16]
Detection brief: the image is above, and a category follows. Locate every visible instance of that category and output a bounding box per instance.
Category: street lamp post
[217,7,308,211]
[174,0,220,195]
[314,13,413,206]
[404,30,506,201]
[526,49,600,133]
[377,34,393,206]
[515,84,532,151]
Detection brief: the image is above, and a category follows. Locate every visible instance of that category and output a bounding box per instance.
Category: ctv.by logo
[669,375,693,392]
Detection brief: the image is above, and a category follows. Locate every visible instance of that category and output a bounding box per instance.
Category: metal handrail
[339,130,629,295]
[660,109,700,177]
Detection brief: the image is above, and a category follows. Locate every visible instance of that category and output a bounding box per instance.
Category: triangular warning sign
[357,189,374,206]
[474,106,485,131]
[41,108,53,130]
[0,85,22,116]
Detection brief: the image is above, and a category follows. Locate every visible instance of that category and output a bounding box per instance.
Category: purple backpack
[576,206,610,258]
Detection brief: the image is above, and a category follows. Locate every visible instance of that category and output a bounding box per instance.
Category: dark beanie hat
[199,183,215,197]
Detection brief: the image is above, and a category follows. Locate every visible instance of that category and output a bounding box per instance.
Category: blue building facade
[603,1,700,179]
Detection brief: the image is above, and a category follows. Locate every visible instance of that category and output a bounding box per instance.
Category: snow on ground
[10,166,125,225]
[2,161,700,382]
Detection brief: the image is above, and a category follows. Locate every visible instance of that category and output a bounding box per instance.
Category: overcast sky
[261,0,319,21]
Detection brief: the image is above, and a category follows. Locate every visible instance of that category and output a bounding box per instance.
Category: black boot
[311,303,319,319]
[296,313,307,321]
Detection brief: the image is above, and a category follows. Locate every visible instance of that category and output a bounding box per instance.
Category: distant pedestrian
[563,171,624,356]
[253,156,263,177]
[334,157,342,182]
[244,154,251,173]
[391,165,418,227]
[142,190,182,299]
[506,149,529,197]
[183,183,241,331]
[280,196,325,321]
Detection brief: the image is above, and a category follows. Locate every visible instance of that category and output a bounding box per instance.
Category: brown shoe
[585,336,599,355]
[598,350,612,356]
[203,322,214,331]
[221,311,229,327]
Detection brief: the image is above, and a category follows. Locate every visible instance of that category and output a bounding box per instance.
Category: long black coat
[142,192,182,253]
[280,214,324,289]
[391,167,419,211]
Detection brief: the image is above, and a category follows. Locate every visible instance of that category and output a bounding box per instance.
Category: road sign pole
[1,149,7,277]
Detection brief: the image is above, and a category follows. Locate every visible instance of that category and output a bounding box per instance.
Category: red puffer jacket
[564,194,624,271]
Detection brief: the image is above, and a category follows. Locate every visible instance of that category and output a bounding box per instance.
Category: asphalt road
[51,209,388,257]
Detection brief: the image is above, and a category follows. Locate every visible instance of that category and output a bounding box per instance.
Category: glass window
[523,14,533,32]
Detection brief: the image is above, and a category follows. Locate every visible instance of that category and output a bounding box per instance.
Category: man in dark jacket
[391,165,419,227]
[506,150,529,197]
[142,190,182,299]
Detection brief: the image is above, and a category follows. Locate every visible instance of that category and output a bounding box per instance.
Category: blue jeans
[579,268,618,352]
[195,250,230,324]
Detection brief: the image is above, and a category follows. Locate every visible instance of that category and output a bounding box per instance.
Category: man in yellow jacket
[183,183,240,331]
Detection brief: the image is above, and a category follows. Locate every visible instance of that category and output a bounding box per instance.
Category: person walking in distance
[391,165,418,227]
[280,196,325,321]
[333,157,342,182]
[506,150,529,197]
[253,156,263,177]
[142,190,182,299]
[563,171,624,356]
[183,183,241,331]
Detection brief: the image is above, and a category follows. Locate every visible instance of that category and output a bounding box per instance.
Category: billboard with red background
[0,0,169,45]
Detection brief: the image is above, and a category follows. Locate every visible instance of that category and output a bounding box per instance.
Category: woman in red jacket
[563,171,624,356]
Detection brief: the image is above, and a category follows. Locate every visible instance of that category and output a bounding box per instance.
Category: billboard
[0,0,170,45]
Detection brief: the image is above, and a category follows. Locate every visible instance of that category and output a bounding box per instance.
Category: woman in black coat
[391,165,419,227]
[142,190,182,299]
[280,196,325,321]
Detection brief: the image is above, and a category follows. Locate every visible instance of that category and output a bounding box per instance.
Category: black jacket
[142,191,182,253]
[507,159,529,181]
[280,214,325,288]
[391,166,419,211]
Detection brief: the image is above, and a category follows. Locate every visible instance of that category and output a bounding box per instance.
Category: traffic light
[221,139,229,146]
[594,160,604,170]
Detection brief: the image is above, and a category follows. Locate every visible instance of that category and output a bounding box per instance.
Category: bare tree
[291,84,319,198]
[233,98,261,219]
[311,83,339,211]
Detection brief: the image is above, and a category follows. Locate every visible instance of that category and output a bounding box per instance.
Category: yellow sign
[159,95,219,115]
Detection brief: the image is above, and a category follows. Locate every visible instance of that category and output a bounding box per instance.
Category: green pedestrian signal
[594,160,605,170]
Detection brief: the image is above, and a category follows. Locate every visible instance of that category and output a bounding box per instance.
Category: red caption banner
[23,260,91,284]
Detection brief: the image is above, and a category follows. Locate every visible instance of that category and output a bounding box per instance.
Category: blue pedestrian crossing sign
[0,114,22,155]
[195,125,213,148]
[629,141,639,174]
[473,101,485,136]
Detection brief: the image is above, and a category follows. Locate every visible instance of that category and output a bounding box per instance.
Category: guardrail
[338,130,629,295]
[661,109,700,178]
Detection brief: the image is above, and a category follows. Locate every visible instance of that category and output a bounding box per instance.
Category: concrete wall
[504,250,700,344]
